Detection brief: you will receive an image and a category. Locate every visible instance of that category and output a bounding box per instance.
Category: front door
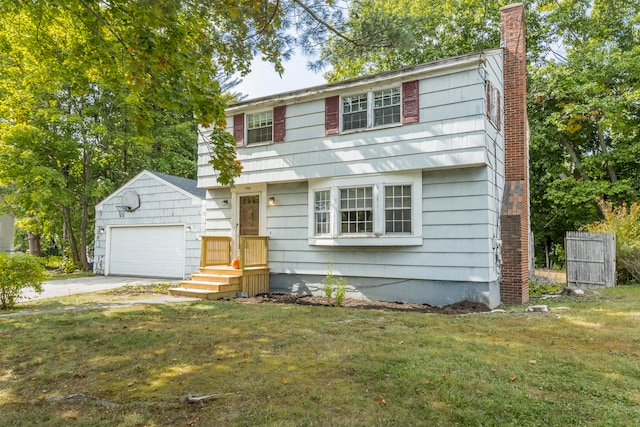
[239,195,260,236]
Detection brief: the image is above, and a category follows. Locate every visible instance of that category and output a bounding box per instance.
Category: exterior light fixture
[99,227,105,234]
[222,199,229,206]
[268,197,275,206]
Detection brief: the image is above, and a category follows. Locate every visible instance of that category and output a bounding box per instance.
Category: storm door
[239,195,260,236]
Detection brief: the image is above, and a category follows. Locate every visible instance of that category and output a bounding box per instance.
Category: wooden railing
[200,236,231,267]
[239,236,269,268]
[200,235,268,268]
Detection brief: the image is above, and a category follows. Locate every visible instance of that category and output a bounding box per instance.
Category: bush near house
[584,201,640,283]
[0,252,46,309]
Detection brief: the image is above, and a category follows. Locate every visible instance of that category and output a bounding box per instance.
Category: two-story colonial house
[172,3,530,308]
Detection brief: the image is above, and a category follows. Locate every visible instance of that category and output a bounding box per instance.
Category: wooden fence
[566,231,616,288]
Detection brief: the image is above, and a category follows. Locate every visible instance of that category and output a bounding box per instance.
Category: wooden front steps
[169,265,269,300]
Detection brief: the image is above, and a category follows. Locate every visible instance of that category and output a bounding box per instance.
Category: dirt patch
[235,293,491,315]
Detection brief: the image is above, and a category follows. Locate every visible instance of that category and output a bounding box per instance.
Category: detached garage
[94,171,205,279]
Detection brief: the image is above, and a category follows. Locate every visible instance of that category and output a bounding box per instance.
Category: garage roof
[148,171,205,199]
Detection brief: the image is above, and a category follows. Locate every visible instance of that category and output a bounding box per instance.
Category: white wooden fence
[566,231,616,288]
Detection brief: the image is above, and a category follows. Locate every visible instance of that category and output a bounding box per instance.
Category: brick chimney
[500,3,530,304]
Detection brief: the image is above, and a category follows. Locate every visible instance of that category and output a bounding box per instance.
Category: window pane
[384,185,412,233]
[340,186,373,234]
[373,88,401,126]
[342,94,368,131]
[314,190,331,235]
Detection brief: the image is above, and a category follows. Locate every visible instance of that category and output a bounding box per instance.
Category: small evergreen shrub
[0,252,47,309]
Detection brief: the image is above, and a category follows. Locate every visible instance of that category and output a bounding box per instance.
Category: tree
[317,0,547,81]
[529,0,640,266]
[0,0,362,267]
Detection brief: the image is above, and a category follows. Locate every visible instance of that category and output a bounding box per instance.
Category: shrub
[584,201,640,283]
[0,252,47,309]
[529,274,561,296]
[323,265,348,306]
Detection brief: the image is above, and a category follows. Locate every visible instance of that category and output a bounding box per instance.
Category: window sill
[244,141,273,147]
[308,236,422,247]
[340,122,403,136]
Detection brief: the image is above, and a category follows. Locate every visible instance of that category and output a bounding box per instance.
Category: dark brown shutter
[486,82,492,119]
[233,113,244,147]
[273,105,286,142]
[496,89,502,131]
[325,95,340,135]
[402,80,419,124]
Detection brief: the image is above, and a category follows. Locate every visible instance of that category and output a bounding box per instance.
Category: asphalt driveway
[18,275,180,302]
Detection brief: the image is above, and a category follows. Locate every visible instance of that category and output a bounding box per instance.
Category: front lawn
[1,286,639,426]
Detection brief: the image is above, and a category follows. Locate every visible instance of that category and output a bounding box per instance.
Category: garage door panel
[109,226,184,278]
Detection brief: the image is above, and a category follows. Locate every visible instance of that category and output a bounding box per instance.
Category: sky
[235,51,328,99]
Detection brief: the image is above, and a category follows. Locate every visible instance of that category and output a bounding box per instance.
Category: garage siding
[94,171,205,279]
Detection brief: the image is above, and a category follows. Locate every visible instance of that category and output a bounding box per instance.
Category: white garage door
[108,225,185,278]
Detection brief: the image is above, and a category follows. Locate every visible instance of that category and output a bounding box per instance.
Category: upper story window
[247,111,273,144]
[308,173,422,246]
[326,81,418,135]
[341,88,401,132]
[342,94,368,131]
[486,81,501,131]
[374,88,401,126]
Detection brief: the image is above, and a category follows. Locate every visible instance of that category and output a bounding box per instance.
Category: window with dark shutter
[486,82,501,131]
[325,95,339,135]
[273,105,286,142]
[402,80,419,124]
[233,113,245,147]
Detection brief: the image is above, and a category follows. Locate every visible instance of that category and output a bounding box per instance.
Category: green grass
[1,285,640,426]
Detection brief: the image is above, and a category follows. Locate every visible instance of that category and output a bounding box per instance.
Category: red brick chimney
[500,3,530,304]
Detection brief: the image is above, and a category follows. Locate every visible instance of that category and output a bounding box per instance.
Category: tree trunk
[560,138,590,181]
[27,231,42,257]
[62,206,81,267]
[597,122,618,183]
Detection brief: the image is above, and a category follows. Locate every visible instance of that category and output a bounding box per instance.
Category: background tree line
[1,0,638,273]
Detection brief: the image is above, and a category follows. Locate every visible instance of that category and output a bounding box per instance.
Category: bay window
[308,173,422,246]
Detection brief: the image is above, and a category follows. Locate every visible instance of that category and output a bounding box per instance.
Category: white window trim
[340,86,403,134]
[308,172,423,246]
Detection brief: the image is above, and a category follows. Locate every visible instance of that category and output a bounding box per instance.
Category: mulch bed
[235,293,491,315]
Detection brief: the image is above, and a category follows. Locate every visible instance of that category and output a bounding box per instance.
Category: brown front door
[239,195,260,236]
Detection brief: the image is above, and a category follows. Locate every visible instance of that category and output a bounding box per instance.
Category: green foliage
[334,276,348,307]
[323,265,348,306]
[529,274,562,296]
[0,252,46,309]
[584,202,640,283]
